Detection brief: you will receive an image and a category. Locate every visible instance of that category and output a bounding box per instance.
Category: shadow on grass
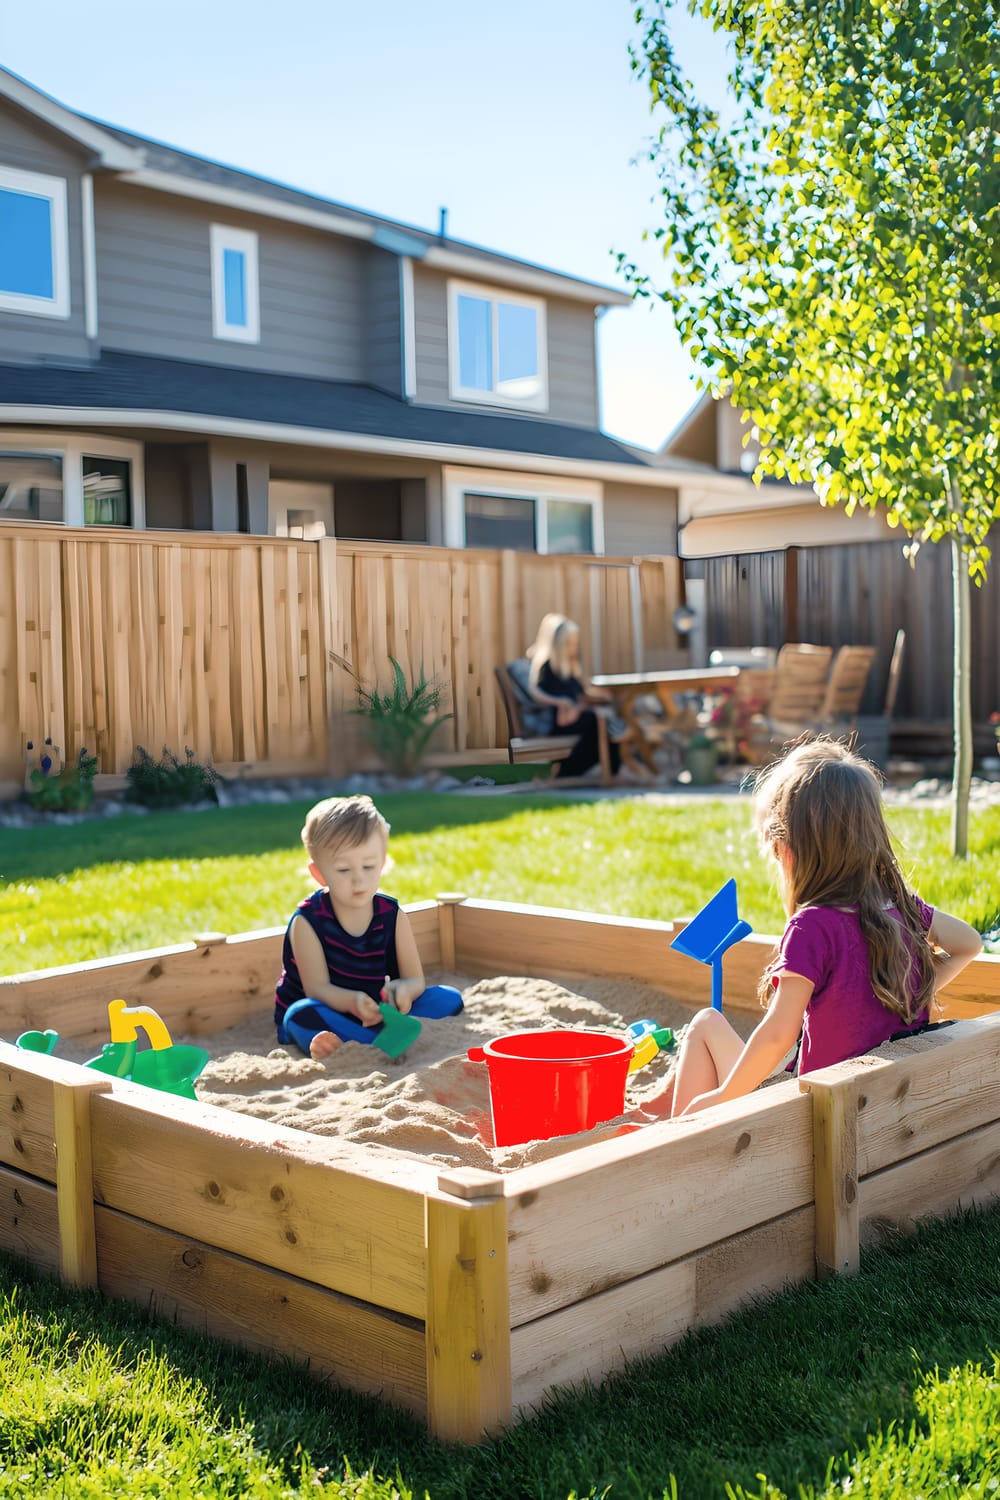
[4,1204,1000,1500]
[0,793,567,883]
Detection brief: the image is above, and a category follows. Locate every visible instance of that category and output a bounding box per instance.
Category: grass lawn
[2,1206,999,1498]
[2,793,999,976]
[2,790,1000,1497]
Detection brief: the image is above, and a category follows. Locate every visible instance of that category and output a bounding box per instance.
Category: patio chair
[818,644,878,729]
[494,661,614,783]
[740,644,833,761]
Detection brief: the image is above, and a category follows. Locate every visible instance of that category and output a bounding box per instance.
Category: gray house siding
[94,183,369,380]
[0,100,91,363]
[364,247,402,396]
[411,264,600,428]
[602,481,678,556]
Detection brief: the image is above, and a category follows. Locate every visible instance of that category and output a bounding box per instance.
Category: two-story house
[0,67,759,558]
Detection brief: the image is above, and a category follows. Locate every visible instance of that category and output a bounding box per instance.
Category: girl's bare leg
[670,1008,744,1117]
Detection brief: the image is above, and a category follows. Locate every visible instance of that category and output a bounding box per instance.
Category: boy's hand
[352,992,383,1027]
[381,978,415,1015]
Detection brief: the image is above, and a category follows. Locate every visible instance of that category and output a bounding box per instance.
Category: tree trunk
[950,531,973,858]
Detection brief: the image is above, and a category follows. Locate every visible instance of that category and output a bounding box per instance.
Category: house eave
[0,67,145,171]
[0,403,726,487]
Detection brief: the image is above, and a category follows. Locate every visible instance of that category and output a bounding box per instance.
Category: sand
[175,972,763,1173]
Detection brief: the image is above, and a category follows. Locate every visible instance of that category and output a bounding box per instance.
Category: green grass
[2,794,999,976]
[2,1207,999,1498]
[2,792,1000,1497]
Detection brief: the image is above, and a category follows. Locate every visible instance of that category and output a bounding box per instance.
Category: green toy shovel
[371,1001,422,1059]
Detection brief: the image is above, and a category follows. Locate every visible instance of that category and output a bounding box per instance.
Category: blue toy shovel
[670,878,752,1012]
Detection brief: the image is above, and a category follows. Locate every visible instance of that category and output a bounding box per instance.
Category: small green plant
[350,657,453,777]
[25,740,97,813]
[125,746,221,809]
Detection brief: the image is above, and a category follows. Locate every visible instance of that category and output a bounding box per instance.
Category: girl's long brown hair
[753,739,935,1021]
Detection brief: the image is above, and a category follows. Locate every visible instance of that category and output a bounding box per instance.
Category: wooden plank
[0,932,286,1045]
[452,901,682,990]
[54,1073,112,1287]
[0,1042,87,1181]
[0,1163,60,1274]
[851,1014,1000,1176]
[0,904,444,1044]
[505,1082,813,1323]
[801,1073,859,1277]
[510,1205,814,1415]
[425,1186,511,1441]
[89,1088,432,1315]
[859,1118,1000,1239]
[96,1207,428,1417]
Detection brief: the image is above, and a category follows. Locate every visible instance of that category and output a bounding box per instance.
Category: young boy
[274,795,463,1059]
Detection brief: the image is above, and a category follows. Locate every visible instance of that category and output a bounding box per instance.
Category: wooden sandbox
[1,897,999,1444]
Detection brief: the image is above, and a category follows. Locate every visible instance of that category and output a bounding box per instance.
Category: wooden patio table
[591,664,741,773]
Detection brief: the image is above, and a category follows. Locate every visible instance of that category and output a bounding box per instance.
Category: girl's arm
[928,909,983,992]
[382,907,426,1015]
[289,916,383,1025]
[681,972,813,1116]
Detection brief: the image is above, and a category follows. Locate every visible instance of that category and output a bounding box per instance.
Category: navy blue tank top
[274,890,400,1015]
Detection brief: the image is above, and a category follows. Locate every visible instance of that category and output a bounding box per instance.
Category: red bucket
[467,1029,632,1147]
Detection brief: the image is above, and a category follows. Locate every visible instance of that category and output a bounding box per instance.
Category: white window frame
[210,224,260,343]
[0,431,145,528]
[442,466,603,553]
[447,280,548,412]
[0,164,70,319]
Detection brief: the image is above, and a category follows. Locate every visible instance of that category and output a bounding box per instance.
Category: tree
[622,0,1000,855]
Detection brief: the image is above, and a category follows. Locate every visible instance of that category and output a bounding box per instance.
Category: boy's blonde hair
[301,795,390,861]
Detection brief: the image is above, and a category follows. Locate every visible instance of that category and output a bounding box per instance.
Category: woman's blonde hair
[301,794,390,861]
[753,738,934,1021]
[527,613,581,687]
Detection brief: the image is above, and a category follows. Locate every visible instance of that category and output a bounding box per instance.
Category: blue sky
[1,0,728,449]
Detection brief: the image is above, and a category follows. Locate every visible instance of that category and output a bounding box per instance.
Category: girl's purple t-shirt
[773,898,934,1074]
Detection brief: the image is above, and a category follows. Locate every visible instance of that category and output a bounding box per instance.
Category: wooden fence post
[426,1168,511,1443]
[435,893,467,972]
[800,1074,860,1278]
[316,535,339,774]
[53,1075,112,1288]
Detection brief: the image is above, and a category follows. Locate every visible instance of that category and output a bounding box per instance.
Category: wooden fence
[0,524,683,789]
[704,535,1000,727]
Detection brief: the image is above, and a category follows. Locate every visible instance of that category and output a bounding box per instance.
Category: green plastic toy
[371,1001,422,1059]
[15,1000,208,1101]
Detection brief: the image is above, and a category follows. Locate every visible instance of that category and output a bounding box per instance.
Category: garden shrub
[125,746,222,809]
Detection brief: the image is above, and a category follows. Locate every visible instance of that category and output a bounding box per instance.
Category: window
[83,456,132,526]
[0,165,70,319]
[464,493,536,550]
[445,467,602,554]
[0,436,144,528]
[0,452,63,521]
[448,281,547,410]
[210,224,259,342]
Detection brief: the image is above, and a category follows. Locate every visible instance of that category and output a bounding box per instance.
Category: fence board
[0,525,683,780]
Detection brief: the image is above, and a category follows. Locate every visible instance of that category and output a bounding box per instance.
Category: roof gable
[0,67,144,170]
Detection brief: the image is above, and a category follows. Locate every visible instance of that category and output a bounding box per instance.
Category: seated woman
[527,613,623,780]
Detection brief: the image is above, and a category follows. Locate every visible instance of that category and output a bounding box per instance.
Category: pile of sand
[189,973,761,1172]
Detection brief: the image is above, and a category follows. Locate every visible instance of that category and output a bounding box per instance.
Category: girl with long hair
[663,738,982,1118]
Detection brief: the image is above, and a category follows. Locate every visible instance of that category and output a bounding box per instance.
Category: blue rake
[670,878,752,1012]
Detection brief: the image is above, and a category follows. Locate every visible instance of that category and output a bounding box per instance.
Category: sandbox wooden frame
[2,897,999,1444]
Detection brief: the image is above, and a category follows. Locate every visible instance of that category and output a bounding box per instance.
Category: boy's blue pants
[277,984,463,1054]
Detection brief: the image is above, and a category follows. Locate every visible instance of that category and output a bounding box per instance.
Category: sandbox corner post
[800,1071,860,1280]
[426,1168,511,1444]
[434,892,467,973]
[52,1073,113,1289]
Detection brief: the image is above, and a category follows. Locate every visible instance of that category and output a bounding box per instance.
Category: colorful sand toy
[16,999,209,1100]
[624,1019,677,1072]
[669,878,752,1012]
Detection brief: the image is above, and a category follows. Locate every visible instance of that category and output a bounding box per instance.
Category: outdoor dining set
[497,636,903,786]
